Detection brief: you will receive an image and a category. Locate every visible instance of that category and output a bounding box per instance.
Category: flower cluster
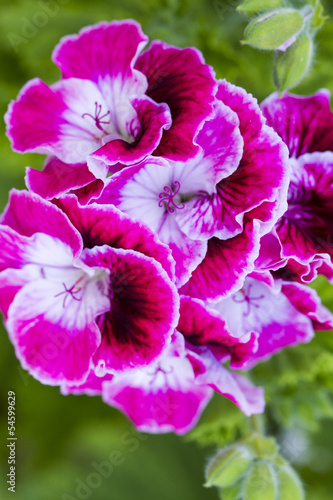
[1,20,333,435]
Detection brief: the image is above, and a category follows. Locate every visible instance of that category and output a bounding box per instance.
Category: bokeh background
[1,1,333,498]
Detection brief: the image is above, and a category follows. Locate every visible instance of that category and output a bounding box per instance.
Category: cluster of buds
[237,0,326,93]
[205,433,304,499]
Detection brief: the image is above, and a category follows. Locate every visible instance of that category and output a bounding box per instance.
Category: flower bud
[218,481,242,500]
[243,433,279,460]
[273,34,313,93]
[205,444,253,488]
[237,0,285,18]
[241,9,304,50]
[276,463,305,500]
[243,460,278,500]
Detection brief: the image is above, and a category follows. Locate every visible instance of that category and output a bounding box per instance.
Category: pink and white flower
[5,21,216,201]
[0,190,179,385]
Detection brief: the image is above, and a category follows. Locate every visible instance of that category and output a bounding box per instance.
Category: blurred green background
[1,0,333,498]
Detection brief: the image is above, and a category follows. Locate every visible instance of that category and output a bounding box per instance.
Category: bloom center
[232,284,264,317]
[148,365,174,386]
[158,181,185,214]
[82,101,110,132]
[54,277,84,308]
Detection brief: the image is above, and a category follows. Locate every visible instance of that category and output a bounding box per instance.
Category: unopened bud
[237,0,285,18]
[243,460,278,500]
[274,33,313,93]
[243,433,279,460]
[205,445,253,488]
[218,480,242,500]
[241,9,304,50]
[276,463,304,500]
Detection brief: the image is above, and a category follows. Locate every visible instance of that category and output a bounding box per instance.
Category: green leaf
[237,0,285,18]
[274,33,313,92]
[308,0,327,29]
[242,9,304,50]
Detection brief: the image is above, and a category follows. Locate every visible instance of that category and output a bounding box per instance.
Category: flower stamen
[158,181,185,213]
[82,101,110,132]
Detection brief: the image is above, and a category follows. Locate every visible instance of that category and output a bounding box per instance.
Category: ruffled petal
[80,245,179,372]
[88,96,171,167]
[189,348,265,416]
[261,90,333,158]
[136,41,216,160]
[178,296,257,369]
[25,156,104,202]
[52,20,148,93]
[180,220,261,301]
[276,153,333,268]
[215,80,289,238]
[6,271,110,385]
[1,190,82,258]
[102,333,212,434]
[53,195,176,281]
[213,276,315,369]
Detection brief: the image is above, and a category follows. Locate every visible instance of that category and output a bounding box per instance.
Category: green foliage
[186,395,250,449]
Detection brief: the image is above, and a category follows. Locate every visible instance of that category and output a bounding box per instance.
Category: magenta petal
[6,280,102,385]
[136,41,216,160]
[26,156,104,201]
[52,20,148,91]
[0,268,38,317]
[213,276,315,369]
[191,349,265,416]
[61,369,113,396]
[53,195,175,281]
[5,78,66,155]
[215,80,289,237]
[178,296,257,369]
[103,378,212,435]
[102,333,212,434]
[1,190,82,258]
[180,220,261,301]
[282,282,333,330]
[261,90,333,158]
[81,245,179,372]
[0,226,32,271]
[89,96,171,166]
[276,153,333,268]
[195,99,243,184]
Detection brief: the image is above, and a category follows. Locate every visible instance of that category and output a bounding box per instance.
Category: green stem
[249,414,265,435]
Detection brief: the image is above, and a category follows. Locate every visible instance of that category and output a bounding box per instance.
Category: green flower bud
[243,433,279,460]
[205,445,253,488]
[243,460,278,500]
[241,9,304,50]
[276,463,304,500]
[237,0,285,18]
[218,481,242,500]
[274,33,313,93]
